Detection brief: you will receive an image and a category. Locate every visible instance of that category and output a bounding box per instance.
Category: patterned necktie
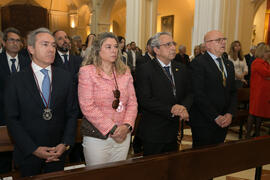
[40,69,50,106]
[10,58,17,73]
[216,58,226,87]
[164,66,172,81]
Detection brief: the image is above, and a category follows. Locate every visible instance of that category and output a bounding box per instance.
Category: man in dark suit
[127,41,141,71]
[136,37,155,68]
[244,45,256,86]
[52,30,82,81]
[4,28,78,177]
[0,27,30,174]
[52,30,83,163]
[133,37,155,154]
[189,30,237,148]
[136,32,193,156]
[173,45,190,65]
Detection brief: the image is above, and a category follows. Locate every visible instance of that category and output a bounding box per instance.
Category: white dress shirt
[6,53,20,72]
[31,61,52,97]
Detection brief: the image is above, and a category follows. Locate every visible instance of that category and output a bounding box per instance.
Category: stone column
[191,0,223,53]
[126,0,158,50]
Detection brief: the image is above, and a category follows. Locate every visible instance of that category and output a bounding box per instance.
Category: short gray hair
[27,27,53,47]
[151,32,172,48]
[150,32,172,56]
[178,45,186,51]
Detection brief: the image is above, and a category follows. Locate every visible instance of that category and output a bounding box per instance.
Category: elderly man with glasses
[189,30,237,150]
[135,32,193,156]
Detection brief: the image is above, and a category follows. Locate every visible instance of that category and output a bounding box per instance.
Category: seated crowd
[0,27,269,178]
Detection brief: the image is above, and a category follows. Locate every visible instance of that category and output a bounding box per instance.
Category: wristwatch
[124,123,132,132]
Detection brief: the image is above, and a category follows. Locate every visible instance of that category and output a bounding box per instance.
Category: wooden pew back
[24,135,270,180]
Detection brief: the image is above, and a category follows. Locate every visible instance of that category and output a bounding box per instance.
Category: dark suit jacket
[0,52,30,125]
[244,53,255,83]
[127,50,141,70]
[189,52,237,128]
[136,52,152,67]
[52,52,82,83]
[135,59,193,143]
[4,66,78,165]
[174,53,190,65]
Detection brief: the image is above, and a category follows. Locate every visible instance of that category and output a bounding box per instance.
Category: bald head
[204,30,226,57]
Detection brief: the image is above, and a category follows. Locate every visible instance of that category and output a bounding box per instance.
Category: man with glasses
[0,27,30,174]
[189,30,237,149]
[136,32,193,156]
[4,28,78,177]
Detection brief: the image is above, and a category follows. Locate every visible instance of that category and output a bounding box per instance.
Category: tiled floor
[179,125,270,180]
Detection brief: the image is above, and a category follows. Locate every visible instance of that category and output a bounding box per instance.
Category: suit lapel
[23,67,45,108]
[50,67,59,109]
[205,52,224,84]
[153,59,176,96]
[1,53,12,75]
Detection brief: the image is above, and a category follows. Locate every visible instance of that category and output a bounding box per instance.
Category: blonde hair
[255,44,270,60]
[81,32,127,75]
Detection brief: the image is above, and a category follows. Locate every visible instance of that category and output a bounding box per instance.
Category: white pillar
[191,0,222,53]
[125,0,157,50]
[126,0,142,45]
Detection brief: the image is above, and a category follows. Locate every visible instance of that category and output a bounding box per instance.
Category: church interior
[0,0,270,179]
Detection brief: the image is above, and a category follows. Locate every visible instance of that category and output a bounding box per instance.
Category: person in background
[80,44,87,58]
[190,45,201,61]
[228,40,248,88]
[246,44,270,138]
[78,32,137,166]
[174,45,190,65]
[72,35,82,56]
[244,45,256,86]
[118,36,129,66]
[0,27,30,174]
[199,43,206,55]
[136,37,154,67]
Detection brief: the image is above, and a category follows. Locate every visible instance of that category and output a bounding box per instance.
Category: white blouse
[228,56,248,80]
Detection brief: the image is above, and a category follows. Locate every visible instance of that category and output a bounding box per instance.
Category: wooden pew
[231,88,250,139]
[0,125,14,152]
[22,135,270,180]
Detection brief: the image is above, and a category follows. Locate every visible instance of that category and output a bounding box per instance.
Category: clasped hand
[171,104,189,121]
[33,143,66,163]
[111,125,129,143]
[215,113,232,128]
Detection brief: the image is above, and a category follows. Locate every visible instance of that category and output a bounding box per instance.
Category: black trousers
[18,153,66,177]
[0,151,12,174]
[191,125,227,148]
[142,140,178,156]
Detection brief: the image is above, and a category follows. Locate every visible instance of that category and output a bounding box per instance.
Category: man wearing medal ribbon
[4,27,78,177]
[135,32,193,156]
[189,30,237,149]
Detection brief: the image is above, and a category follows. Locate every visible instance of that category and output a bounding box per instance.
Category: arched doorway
[1,4,48,37]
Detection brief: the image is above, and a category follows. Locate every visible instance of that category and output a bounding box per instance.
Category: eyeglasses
[7,38,21,43]
[206,38,227,43]
[112,89,120,109]
[159,41,177,48]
